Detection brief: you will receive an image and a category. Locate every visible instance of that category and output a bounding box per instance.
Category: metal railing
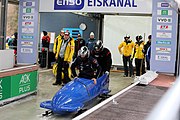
[146,77,180,120]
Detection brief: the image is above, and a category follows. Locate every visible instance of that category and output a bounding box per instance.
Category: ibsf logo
[54,0,84,10]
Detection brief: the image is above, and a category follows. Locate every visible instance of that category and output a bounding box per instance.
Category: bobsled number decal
[54,0,84,10]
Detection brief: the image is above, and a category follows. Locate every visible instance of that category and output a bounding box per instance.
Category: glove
[105,71,109,75]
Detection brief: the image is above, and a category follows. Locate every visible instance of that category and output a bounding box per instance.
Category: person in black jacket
[71,46,101,84]
[74,33,85,59]
[144,35,151,70]
[12,32,18,54]
[91,40,112,76]
[91,40,112,95]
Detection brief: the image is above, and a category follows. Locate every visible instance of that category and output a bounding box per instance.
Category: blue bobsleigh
[40,72,109,114]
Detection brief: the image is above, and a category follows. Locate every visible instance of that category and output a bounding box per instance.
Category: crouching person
[71,46,101,84]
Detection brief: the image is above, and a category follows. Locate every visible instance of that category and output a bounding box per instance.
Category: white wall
[0,50,14,70]
[103,15,152,66]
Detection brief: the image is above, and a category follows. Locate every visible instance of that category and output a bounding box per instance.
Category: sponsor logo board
[22,15,34,20]
[157,17,172,23]
[155,55,171,61]
[156,32,172,38]
[157,2,170,8]
[156,47,171,53]
[157,25,172,31]
[21,35,34,40]
[157,10,172,15]
[54,0,84,10]
[22,21,34,27]
[22,28,34,34]
[156,41,171,45]
[21,48,33,53]
[23,2,35,7]
[21,41,33,46]
[23,8,35,14]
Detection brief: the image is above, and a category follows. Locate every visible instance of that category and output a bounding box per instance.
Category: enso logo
[54,0,84,10]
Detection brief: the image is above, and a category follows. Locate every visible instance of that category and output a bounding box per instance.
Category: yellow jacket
[132,41,145,59]
[55,38,75,62]
[118,40,135,57]
[53,35,62,54]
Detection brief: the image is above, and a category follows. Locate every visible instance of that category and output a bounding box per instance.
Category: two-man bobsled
[40,72,110,114]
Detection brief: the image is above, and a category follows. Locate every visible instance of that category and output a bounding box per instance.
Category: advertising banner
[39,0,152,14]
[0,71,38,101]
[0,77,11,101]
[151,0,178,73]
[11,71,37,97]
[17,0,39,64]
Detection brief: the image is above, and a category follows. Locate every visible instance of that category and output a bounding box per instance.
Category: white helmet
[78,46,90,58]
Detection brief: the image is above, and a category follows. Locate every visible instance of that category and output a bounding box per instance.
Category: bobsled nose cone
[52,105,62,114]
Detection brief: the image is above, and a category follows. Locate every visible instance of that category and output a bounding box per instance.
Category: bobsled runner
[40,72,110,115]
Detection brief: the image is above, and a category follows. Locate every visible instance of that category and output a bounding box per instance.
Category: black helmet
[94,40,103,52]
[148,35,151,39]
[139,35,143,40]
[136,35,143,41]
[78,46,90,58]
[124,35,130,40]
[43,31,47,36]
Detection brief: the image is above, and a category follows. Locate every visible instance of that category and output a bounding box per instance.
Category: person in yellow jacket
[53,30,64,54]
[118,35,135,77]
[132,35,145,76]
[53,31,75,85]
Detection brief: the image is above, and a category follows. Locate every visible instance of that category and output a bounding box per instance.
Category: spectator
[71,46,101,84]
[146,46,151,70]
[118,35,135,77]
[42,31,50,50]
[144,35,151,70]
[74,33,85,59]
[40,31,51,68]
[12,32,18,55]
[86,32,97,52]
[53,31,75,86]
[11,32,18,64]
[53,30,64,54]
[132,35,145,76]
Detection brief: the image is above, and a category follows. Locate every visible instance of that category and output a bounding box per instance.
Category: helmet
[94,40,103,52]
[78,46,90,58]
[136,35,143,41]
[148,35,151,39]
[124,35,130,39]
[139,35,142,40]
